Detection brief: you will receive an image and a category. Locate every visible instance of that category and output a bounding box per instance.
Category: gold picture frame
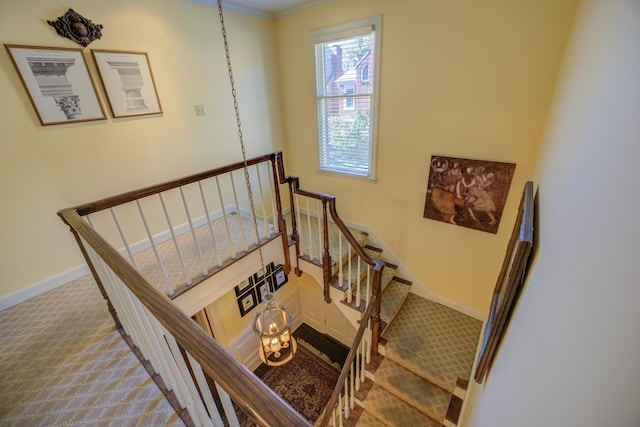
[5,44,106,125]
[91,49,162,118]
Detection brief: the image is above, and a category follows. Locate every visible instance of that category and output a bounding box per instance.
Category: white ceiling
[190,0,332,18]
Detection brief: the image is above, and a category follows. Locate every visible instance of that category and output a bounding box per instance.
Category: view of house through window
[312,17,381,178]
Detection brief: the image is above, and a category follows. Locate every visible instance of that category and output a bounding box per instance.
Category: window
[344,86,355,109]
[361,64,369,82]
[311,16,381,179]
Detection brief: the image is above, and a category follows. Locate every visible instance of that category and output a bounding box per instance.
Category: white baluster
[338,234,343,292]
[347,245,352,304]
[198,181,222,268]
[180,187,208,277]
[255,164,270,239]
[356,255,361,307]
[230,172,249,250]
[343,379,350,419]
[216,176,237,259]
[214,383,241,427]
[316,199,322,262]
[159,193,192,286]
[267,162,278,232]
[164,328,213,427]
[136,200,173,295]
[186,352,224,427]
[306,198,313,261]
[110,208,139,269]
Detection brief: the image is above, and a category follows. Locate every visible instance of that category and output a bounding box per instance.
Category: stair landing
[381,294,482,394]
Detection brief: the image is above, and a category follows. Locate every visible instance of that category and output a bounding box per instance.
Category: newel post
[371,265,383,355]
[322,198,332,304]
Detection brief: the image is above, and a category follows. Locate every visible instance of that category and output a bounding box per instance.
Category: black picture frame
[237,288,258,317]
[234,278,253,297]
[273,267,288,290]
[256,279,273,303]
[253,267,267,284]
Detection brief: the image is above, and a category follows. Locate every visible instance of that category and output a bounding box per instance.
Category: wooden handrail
[73,153,277,216]
[274,152,380,272]
[58,207,310,427]
[318,292,378,427]
[275,151,385,426]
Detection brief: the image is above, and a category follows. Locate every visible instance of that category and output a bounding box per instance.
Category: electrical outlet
[194,105,205,116]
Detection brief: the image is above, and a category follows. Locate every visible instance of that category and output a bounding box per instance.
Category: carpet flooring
[0,275,183,427]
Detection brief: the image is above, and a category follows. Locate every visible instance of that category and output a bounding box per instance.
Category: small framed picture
[4,44,106,125]
[237,288,257,317]
[91,49,162,118]
[234,278,252,297]
[256,279,273,302]
[273,267,288,290]
[253,267,267,284]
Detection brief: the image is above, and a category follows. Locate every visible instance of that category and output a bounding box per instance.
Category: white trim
[311,15,382,180]
[0,264,90,312]
[0,205,255,313]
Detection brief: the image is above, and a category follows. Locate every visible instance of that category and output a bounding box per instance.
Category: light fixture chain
[217,0,266,273]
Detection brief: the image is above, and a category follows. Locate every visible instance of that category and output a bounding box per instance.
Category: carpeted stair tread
[381,294,482,393]
[380,280,410,331]
[335,247,383,283]
[355,409,388,427]
[362,384,441,427]
[375,358,451,423]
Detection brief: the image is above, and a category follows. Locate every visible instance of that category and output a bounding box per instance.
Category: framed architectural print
[91,49,162,118]
[475,181,534,383]
[4,44,106,125]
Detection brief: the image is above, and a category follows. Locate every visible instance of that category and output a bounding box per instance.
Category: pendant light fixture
[216,0,296,366]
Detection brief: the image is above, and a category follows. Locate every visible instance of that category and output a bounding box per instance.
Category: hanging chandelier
[216,0,296,367]
[252,293,297,366]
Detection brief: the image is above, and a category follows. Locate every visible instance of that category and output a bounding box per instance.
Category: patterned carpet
[260,341,339,423]
[0,275,183,427]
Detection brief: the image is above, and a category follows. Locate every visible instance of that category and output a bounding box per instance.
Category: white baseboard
[0,205,245,313]
[0,264,91,312]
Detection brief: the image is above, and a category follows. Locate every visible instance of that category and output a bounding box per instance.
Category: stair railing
[275,152,384,426]
[275,152,384,350]
[318,291,379,427]
[58,153,307,427]
[59,208,309,427]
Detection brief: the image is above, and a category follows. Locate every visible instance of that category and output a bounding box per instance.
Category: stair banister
[275,151,301,275]
[318,292,379,427]
[58,207,311,427]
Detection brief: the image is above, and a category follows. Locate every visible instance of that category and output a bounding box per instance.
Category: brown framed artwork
[423,156,516,234]
[474,180,535,383]
[91,49,162,118]
[4,44,106,125]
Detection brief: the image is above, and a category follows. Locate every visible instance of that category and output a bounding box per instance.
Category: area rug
[235,341,341,425]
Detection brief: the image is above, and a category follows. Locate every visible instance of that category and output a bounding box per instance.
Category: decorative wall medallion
[48,9,103,47]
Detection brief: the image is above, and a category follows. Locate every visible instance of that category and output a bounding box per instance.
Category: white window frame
[311,16,382,180]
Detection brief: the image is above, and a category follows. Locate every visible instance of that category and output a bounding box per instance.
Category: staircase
[294,213,482,427]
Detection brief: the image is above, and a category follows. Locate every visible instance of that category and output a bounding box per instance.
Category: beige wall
[275,0,578,312]
[463,0,640,425]
[0,0,282,300]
